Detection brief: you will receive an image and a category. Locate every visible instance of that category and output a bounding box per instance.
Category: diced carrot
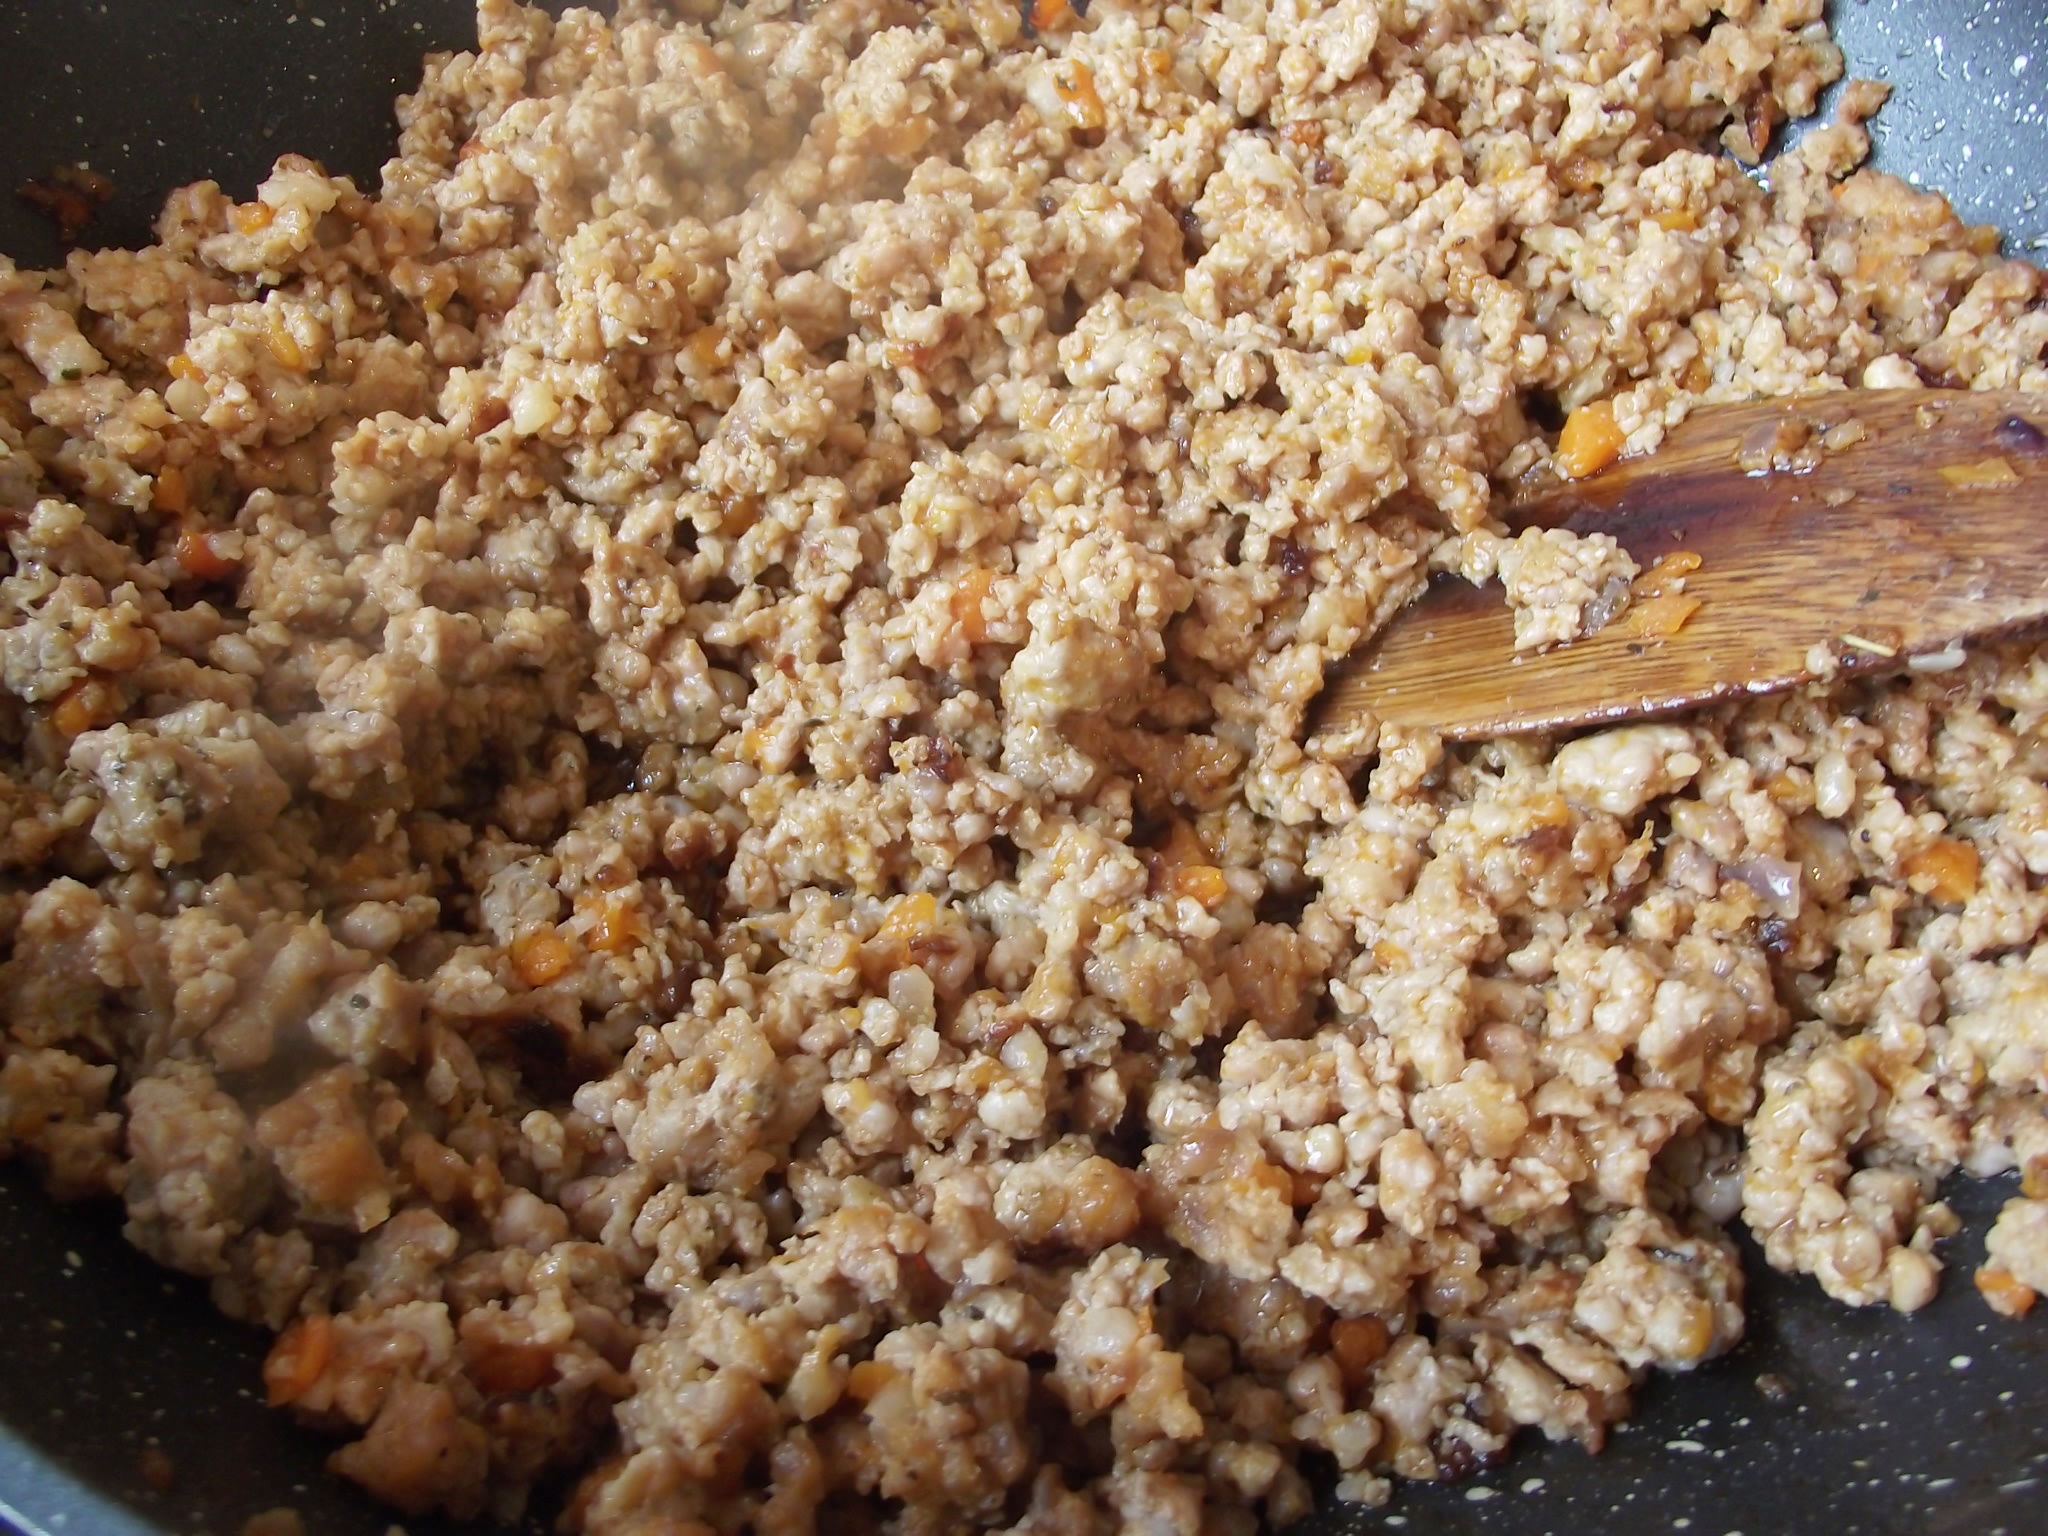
[1329,1316,1391,1391]
[1053,60,1106,130]
[592,902,640,953]
[1633,550,1702,599]
[1173,864,1229,909]
[511,927,577,986]
[167,353,204,383]
[577,891,643,954]
[233,201,275,236]
[51,677,119,738]
[879,892,938,943]
[1763,769,1804,803]
[845,1359,896,1403]
[866,892,943,981]
[1976,1267,2037,1319]
[465,1336,559,1394]
[150,463,190,516]
[687,326,725,366]
[263,1314,334,1406]
[175,527,238,581]
[1557,400,1626,479]
[1031,0,1076,29]
[1624,592,1703,639]
[951,567,995,644]
[1654,209,1699,232]
[266,317,305,371]
[1903,838,1979,905]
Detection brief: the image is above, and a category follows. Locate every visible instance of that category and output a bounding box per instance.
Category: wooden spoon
[1318,389,2048,742]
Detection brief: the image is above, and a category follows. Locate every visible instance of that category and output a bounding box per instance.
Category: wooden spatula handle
[1320,390,2048,742]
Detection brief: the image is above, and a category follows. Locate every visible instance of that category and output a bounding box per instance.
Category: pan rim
[1,1420,166,1536]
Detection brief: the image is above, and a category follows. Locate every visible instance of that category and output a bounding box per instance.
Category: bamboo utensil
[1319,389,2048,741]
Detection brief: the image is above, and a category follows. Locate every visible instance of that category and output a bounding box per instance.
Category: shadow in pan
[3,1159,2044,1536]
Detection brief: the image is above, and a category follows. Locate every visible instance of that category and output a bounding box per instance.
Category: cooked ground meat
[1,0,2045,1529]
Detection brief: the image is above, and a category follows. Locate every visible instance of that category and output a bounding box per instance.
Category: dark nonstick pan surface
[1,4,2046,1535]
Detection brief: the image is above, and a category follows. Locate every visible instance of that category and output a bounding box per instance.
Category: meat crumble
[0,0,2045,1530]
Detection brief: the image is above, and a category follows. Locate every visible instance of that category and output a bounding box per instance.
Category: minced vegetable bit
[0,0,2044,1529]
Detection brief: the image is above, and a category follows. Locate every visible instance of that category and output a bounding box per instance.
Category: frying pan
[0,3,2045,1535]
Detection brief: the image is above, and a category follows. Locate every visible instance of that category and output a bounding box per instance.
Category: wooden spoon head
[1317,390,2048,742]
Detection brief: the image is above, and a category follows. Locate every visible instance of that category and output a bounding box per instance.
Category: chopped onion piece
[1725,854,1801,916]
[1908,645,1968,673]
